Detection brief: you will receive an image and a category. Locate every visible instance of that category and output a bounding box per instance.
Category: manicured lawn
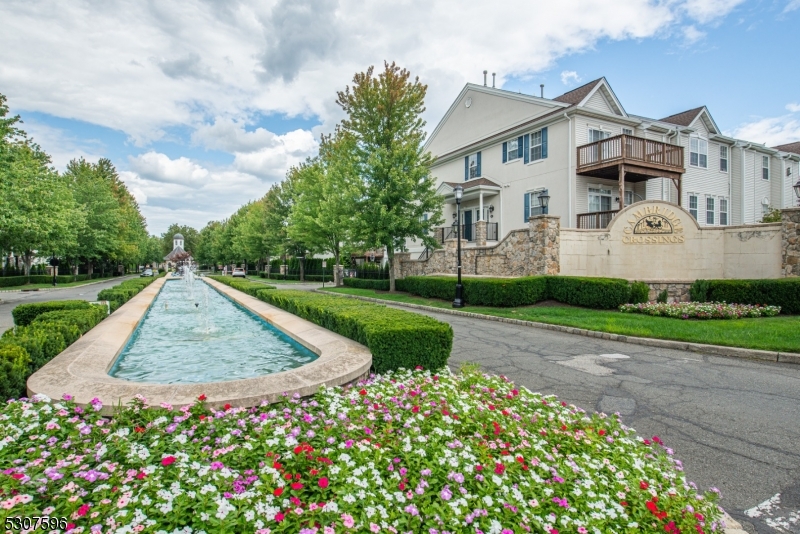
[244,276,320,285]
[0,278,117,291]
[323,287,800,353]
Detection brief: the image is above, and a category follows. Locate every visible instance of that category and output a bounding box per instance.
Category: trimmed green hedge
[255,290,452,373]
[0,344,30,403]
[33,307,107,335]
[96,275,162,311]
[690,278,800,314]
[343,278,391,291]
[390,275,640,309]
[207,276,276,296]
[12,300,93,326]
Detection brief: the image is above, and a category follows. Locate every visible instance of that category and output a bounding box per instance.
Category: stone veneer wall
[398,215,561,278]
[782,207,800,277]
[642,281,693,303]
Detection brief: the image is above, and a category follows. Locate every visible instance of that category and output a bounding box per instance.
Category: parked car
[140,269,154,277]
[232,268,246,278]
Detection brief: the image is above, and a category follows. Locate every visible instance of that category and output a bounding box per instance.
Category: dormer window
[690,137,708,168]
[464,152,481,180]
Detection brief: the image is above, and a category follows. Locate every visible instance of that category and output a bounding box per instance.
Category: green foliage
[629,282,651,304]
[1,324,66,370]
[656,290,669,304]
[96,275,161,311]
[207,276,275,296]
[255,289,452,373]
[760,207,782,223]
[12,300,92,326]
[688,278,800,314]
[0,344,30,401]
[393,276,633,309]
[160,223,200,257]
[337,62,444,290]
[343,278,390,291]
[0,274,97,287]
[33,307,106,335]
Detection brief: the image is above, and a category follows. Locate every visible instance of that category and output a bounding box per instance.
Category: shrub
[343,278,390,291]
[546,276,631,309]
[688,278,800,314]
[96,275,162,311]
[0,344,30,400]
[207,276,275,296]
[620,301,781,319]
[255,289,452,373]
[656,289,669,304]
[628,281,650,304]
[1,324,66,370]
[32,307,107,334]
[12,300,92,326]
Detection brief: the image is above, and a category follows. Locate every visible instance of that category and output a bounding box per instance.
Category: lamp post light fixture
[453,185,465,308]
[538,191,550,215]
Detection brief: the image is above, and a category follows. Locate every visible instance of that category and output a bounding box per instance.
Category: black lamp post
[538,191,550,215]
[453,185,465,308]
[49,254,59,287]
[794,178,800,205]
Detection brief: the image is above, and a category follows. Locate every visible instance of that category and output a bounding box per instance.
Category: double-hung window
[622,128,633,136]
[719,198,728,226]
[762,156,770,180]
[517,128,548,164]
[719,145,728,172]
[504,137,521,162]
[464,152,481,180]
[524,189,548,221]
[688,194,698,220]
[588,187,612,213]
[690,138,708,168]
[706,197,715,225]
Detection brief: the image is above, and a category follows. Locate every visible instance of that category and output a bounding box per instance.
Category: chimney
[492,73,496,88]
[540,84,544,98]
[483,70,487,86]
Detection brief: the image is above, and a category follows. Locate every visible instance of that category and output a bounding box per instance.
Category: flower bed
[0,368,723,533]
[619,301,781,319]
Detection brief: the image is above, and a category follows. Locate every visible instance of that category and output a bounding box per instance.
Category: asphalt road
[402,305,800,534]
[0,276,137,335]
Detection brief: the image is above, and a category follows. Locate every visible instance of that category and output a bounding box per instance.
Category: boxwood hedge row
[254,289,452,373]
[690,278,800,314]
[342,275,648,309]
[12,300,95,326]
[207,276,276,296]
[96,275,163,311]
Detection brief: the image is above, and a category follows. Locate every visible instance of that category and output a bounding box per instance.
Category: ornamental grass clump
[0,368,723,533]
[619,301,781,319]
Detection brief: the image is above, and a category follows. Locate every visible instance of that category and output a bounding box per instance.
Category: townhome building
[412,77,800,256]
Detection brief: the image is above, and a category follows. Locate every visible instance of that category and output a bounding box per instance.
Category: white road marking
[556,354,630,376]
[745,493,800,533]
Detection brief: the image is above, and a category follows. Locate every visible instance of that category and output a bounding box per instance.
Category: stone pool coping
[27,277,372,415]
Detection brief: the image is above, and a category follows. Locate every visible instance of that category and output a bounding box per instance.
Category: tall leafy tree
[0,95,81,274]
[288,130,361,268]
[160,224,199,257]
[336,62,443,291]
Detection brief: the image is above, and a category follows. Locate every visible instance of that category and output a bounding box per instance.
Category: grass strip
[322,287,800,354]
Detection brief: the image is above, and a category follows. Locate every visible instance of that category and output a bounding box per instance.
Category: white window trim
[527,129,545,165]
[719,196,729,226]
[705,196,716,226]
[719,144,729,174]
[689,137,708,169]
[762,156,770,180]
[505,138,520,163]
[688,193,699,220]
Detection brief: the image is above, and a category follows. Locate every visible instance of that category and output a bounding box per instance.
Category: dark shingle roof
[659,107,705,127]
[772,141,800,155]
[552,78,604,105]
[444,178,502,190]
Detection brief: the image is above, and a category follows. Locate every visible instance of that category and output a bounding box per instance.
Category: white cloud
[681,25,706,44]
[786,103,800,113]
[560,70,581,86]
[129,152,210,186]
[729,115,800,148]
[784,0,800,13]
[682,0,746,23]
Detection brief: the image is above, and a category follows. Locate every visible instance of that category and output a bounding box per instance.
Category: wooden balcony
[576,210,618,229]
[577,134,685,182]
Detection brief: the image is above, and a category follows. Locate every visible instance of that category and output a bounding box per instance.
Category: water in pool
[109,277,318,383]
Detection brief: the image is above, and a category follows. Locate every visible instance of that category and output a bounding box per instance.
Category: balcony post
[618,164,625,211]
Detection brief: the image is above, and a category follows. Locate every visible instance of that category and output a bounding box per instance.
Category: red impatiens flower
[411,406,420,413]
[161,456,176,466]
[598,429,606,436]
[359,389,367,396]
[290,482,304,490]
[223,403,231,411]
[198,394,207,401]
[640,481,650,490]
[136,472,146,480]
[318,477,329,489]
[275,512,285,522]
[134,426,145,433]
[273,487,283,497]
[77,504,90,516]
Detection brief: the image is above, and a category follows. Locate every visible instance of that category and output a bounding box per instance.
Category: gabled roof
[443,178,502,190]
[773,141,800,155]
[164,245,189,261]
[553,78,604,105]
[659,106,705,127]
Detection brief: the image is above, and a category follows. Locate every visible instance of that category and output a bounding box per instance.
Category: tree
[336,62,444,291]
[161,224,199,257]
[288,130,361,268]
[0,95,81,275]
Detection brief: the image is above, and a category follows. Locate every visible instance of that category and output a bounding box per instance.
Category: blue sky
[2,0,799,234]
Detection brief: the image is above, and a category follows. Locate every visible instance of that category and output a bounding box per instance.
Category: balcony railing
[432,222,498,243]
[577,210,619,229]
[577,134,684,174]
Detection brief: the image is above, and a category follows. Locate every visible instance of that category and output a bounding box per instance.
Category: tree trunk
[388,249,395,292]
[22,251,33,277]
[86,260,94,277]
[299,256,305,282]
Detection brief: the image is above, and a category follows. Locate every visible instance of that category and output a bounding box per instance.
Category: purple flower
[440,486,452,501]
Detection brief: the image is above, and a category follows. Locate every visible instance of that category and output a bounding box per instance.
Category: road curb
[314,290,798,366]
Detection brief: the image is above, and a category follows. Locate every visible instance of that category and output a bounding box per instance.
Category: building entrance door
[463,210,473,241]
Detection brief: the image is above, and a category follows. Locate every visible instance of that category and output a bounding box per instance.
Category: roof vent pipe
[540,84,544,98]
[483,70,487,86]
[492,73,496,88]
